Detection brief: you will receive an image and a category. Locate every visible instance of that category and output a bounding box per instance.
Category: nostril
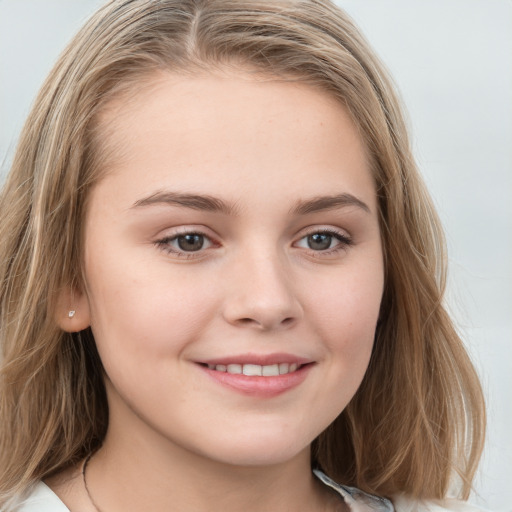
[234,316,295,329]
[237,318,256,326]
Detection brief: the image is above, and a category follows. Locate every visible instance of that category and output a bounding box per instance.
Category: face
[73,71,384,467]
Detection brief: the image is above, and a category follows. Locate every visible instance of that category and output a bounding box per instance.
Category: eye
[295,229,352,253]
[156,230,215,256]
[305,233,335,251]
[175,233,207,252]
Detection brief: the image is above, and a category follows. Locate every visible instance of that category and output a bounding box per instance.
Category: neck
[86,412,332,512]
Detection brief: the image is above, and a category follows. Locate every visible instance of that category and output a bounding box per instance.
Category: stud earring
[68,310,76,318]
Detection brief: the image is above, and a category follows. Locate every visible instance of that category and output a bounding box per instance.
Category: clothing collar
[313,469,394,512]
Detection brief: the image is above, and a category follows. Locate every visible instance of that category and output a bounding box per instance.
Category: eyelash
[155,227,353,259]
[296,228,353,257]
[155,228,216,259]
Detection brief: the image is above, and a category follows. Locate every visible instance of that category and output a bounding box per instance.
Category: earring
[68,310,76,318]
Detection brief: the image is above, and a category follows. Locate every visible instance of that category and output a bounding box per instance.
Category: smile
[206,362,300,376]
[198,356,314,397]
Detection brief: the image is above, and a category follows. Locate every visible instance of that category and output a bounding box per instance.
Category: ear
[54,285,91,333]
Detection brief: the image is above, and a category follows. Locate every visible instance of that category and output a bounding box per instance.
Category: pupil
[177,234,204,251]
[308,233,332,251]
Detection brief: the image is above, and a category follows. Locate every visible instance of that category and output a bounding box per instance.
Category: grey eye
[307,233,334,251]
[177,234,205,251]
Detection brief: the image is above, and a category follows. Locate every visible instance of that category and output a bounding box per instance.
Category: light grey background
[1,1,510,510]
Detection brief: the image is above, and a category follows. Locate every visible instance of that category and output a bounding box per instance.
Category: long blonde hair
[0,0,485,506]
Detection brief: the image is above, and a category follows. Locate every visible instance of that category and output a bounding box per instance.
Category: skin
[53,70,384,512]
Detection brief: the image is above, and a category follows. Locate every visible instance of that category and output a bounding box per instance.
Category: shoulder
[3,481,69,512]
[313,470,489,512]
[392,494,490,512]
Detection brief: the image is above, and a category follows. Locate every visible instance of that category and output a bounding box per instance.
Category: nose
[221,250,303,331]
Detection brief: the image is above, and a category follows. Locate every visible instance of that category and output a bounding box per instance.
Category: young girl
[0,1,486,511]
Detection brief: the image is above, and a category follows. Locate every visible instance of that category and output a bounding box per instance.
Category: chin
[191,428,312,468]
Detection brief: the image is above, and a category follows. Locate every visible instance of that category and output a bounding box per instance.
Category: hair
[0,0,485,507]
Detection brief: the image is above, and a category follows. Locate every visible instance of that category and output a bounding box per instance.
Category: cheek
[83,252,219,364]
[309,261,383,361]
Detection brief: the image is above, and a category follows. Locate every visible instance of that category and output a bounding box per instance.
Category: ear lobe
[54,286,91,333]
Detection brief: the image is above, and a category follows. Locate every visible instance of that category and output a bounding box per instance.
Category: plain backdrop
[1,1,511,510]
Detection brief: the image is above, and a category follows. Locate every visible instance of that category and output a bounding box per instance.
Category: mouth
[200,362,306,376]
[196,356,314,397]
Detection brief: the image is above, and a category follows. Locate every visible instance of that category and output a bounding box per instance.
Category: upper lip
[198,353,313,366]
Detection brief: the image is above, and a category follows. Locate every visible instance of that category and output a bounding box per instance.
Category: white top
[8,470,487,512]
[10,481,68,512]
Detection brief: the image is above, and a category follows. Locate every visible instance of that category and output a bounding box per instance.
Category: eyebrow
[131,191,238,215]
[131,190,370,215]
[291,193,371,215]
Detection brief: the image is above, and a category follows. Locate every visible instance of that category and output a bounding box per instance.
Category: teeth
[279,363,289,374]
[208,362,301,376]
[262,364,279,376]
[243,364,262,376]
[227,364,242,374]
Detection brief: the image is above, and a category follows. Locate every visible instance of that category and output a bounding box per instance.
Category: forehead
[89,70,376,212]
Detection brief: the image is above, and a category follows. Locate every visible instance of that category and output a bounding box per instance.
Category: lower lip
[199,364,314,397]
